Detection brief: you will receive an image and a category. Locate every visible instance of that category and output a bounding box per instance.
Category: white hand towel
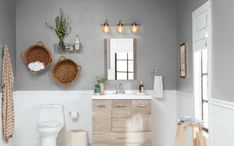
[153,76,164,98]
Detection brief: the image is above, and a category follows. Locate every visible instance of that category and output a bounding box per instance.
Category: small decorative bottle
[139,80,144,93]
[74,35,80,51]
[99,83,105,95]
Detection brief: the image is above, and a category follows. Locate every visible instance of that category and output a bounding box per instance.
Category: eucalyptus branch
[45,9,71,41]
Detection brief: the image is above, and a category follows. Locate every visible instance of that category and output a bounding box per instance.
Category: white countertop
[92,93,152,100]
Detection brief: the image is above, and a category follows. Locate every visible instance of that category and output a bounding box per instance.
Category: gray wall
[16,0,177,90]
[212,0,234,102]
[176,0,207,94]
[0,0,16,85]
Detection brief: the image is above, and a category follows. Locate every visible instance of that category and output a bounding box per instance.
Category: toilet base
[41,136,57,146]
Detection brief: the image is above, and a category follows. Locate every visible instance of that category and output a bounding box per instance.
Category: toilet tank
[38,104,64,126]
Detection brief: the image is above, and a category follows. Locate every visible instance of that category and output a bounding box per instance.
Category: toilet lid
[37,121,61,128]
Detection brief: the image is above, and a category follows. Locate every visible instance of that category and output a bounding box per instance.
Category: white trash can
[68,129,88,146]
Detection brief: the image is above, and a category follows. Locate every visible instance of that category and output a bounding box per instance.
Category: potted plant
[94,83,101,95]
[45,9,71,51]
[97,75,107,95]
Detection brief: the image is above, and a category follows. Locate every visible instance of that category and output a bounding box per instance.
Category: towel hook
[152,68,161,76]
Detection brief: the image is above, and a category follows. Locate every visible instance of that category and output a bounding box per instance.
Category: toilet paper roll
[68,129,88,146]
[69,111,79,121]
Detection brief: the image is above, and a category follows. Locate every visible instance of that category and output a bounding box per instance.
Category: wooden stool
[173,123,205,146]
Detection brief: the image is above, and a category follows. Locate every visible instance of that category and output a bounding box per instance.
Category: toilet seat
[38,121,61,128]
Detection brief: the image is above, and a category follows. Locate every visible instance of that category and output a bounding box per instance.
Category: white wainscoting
[5,90,177,146]
[12,91,93,146]
[176,91,195,146]
[176,91,195,118]
[3,90,234,146]
[210,98,234,146]
[151,90,177,146]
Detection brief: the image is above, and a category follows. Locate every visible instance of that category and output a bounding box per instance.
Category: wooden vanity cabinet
[93,100,112,132]
[92,99,152,146]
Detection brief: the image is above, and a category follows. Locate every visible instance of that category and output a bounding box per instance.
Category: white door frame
[192,1,213,146]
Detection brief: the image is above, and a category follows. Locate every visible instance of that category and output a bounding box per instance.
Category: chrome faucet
[115,83,125,94]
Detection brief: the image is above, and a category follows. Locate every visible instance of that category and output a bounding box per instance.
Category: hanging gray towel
[1,45,15,143]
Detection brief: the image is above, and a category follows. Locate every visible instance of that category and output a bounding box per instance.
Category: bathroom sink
[92,93,152,100]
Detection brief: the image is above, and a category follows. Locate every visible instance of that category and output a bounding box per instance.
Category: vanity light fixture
[102,20,111,33]
[116,21,125,33]
[131,21,139,33]
[101,20,140,33]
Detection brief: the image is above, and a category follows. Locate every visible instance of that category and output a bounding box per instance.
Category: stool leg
[198,127,205,146]
[180,127,187,146]
[192,127,198,146]
[173,125,181,146]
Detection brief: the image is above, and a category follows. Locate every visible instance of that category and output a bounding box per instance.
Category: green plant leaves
[45,9,71,41]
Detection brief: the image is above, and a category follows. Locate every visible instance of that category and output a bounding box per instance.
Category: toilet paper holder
[69,111,79,122]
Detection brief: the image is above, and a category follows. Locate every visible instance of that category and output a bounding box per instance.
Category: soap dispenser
[139,80,144,93]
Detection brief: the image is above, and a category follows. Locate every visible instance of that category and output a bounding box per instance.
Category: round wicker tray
[51,56,81,86]
[23,41,52,74]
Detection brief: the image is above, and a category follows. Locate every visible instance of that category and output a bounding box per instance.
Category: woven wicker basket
[51,56,81,86]
[23,41,52,74]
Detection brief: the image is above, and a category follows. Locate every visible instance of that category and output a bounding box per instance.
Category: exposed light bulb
[102,20,111,33]
[117,21,125,33]
[131,22,139,33]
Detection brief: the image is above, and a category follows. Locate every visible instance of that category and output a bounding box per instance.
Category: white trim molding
[210,97,234,110]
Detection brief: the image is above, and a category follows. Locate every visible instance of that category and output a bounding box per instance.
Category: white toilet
[37,104,64,146]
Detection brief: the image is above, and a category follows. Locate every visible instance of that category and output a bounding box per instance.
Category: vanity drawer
[132,100,151,114]
[112,100,132,131]
[132,100,151,132]
[93,100,112,132]
[93,132,151,144]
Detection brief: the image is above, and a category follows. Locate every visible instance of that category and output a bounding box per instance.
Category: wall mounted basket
[23,41,52,74]
[51,56,81,86]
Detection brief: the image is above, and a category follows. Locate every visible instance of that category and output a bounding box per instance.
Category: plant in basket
[45,9,71,51]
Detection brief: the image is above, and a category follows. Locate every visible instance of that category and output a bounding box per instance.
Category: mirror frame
[104,38,137,81]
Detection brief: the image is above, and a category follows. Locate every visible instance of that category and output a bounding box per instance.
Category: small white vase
[99,83,105,95]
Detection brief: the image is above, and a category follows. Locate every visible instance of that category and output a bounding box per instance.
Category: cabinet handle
[137,105,146,108]
[116,137,126,140]
[96,105,106,108]
[115,105,126,108]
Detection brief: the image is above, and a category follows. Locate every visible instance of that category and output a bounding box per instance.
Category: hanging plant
[45,9,71,51]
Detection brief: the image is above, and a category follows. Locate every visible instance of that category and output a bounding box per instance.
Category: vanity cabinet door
[112,100,132,131]
[132,100,151,132]
[93,100,112,132]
